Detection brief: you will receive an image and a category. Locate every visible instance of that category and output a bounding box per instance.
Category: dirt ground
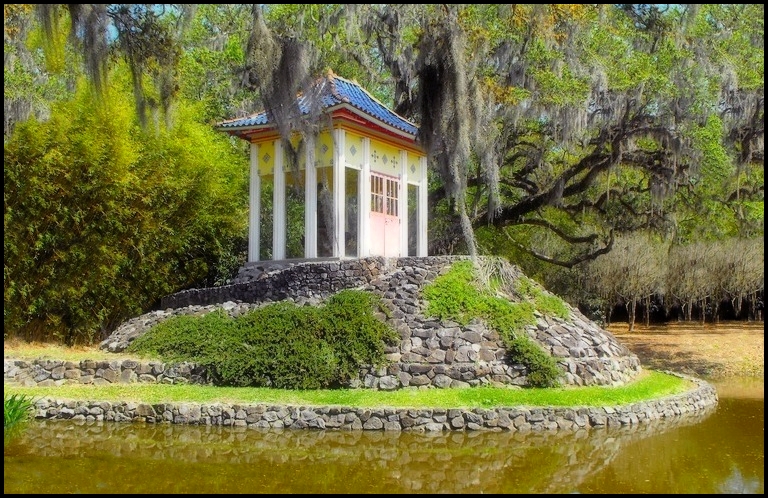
[607,321,764,380]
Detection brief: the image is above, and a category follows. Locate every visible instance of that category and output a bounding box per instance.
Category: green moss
[423,260,564,387]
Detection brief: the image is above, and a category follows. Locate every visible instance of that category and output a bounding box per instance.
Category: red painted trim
[338,123,424,156]
[227,111,426,156]
[330,108,414,143]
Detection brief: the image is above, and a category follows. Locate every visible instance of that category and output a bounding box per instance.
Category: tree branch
[511,218,599,244]
[502,229,615,268]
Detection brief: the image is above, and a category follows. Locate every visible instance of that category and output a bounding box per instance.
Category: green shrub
[127,290,397,389]
[321,290,399,380]
[3,84,247,345]
[504,335,562,388]
[423,260,563,387]
[231,302,339,389]
[126,310,237,362]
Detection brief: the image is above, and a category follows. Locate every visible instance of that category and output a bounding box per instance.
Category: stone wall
[159,257,392,309]
[18,372,717,432]
[5,358,206,387]
[99,256,642,389]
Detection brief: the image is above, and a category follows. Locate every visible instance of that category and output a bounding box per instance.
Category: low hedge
[127,290,398,389]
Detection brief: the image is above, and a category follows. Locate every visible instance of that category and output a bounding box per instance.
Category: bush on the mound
[127,290,398,389]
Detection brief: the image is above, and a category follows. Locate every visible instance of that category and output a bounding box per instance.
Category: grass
[3,370,693,410]
[4,338,155,362]
[4,393,36,445]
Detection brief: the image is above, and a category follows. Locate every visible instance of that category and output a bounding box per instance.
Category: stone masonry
[91,256,642,389]
[4,256,718,433]
[16,371,717,432]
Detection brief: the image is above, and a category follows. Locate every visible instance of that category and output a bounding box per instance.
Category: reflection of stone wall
[13,399,716,493]
[92,256,642,389]
[19,372,717,433]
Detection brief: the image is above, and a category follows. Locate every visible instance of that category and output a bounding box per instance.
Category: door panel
[370,172,400,257]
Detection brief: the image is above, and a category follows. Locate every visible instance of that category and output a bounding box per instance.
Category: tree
[4,4,77,139]
[235,5,764,267]
[7,5,763,332]
[4,74,247,344]
[586,233,667,330]
[34,4,198,129]
[26,6,764,262]
[176,4,255,123]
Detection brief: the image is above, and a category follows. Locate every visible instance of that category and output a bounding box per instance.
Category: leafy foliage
[4,4,763,344]
[4,78,248,344]
[126,290,398,389]
[3,4,78,138]
[423,260,564,387]
[35,4,761,265]
[4,393,35,446]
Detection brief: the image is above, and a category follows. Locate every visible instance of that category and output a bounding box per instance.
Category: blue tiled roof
[218,73,418,136]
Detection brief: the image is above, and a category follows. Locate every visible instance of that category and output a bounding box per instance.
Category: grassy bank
[4,370,692,409]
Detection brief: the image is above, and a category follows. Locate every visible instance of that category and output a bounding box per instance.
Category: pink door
[370,172,400,257]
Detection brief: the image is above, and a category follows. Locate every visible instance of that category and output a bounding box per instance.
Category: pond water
[3,378,762,494]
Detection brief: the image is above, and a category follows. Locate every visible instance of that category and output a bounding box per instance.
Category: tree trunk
[627,300,636,332]
[644,295,651,326]
[751,291,762,322]
[733,294,743,319]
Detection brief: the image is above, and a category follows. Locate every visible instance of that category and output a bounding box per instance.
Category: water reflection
[5,387,763,494]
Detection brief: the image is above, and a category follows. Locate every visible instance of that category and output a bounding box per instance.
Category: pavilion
[217,70,428,263]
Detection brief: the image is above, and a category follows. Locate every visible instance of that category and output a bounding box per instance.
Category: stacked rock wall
[4,358,205,387]
[95,256,641,389]
[19,372,717,432]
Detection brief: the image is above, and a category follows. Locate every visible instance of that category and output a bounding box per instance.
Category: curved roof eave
[216,71,420,140]
[219,103,419,143]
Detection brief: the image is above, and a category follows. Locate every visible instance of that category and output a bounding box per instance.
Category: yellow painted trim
[246,123,425,159]
[336,122,425,157]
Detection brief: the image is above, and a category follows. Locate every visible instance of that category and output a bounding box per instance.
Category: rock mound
[101,256,641,388]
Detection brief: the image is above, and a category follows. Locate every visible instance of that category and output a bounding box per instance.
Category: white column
[359,137,371,257]
[248,143,261,262]
[304,136,317,258]
[333,128,346,258]
[418,156,428,257]
[399,150,408,257]
[273,140,286,260]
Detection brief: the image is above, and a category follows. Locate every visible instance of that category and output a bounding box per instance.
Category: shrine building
[217,70,428,263]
